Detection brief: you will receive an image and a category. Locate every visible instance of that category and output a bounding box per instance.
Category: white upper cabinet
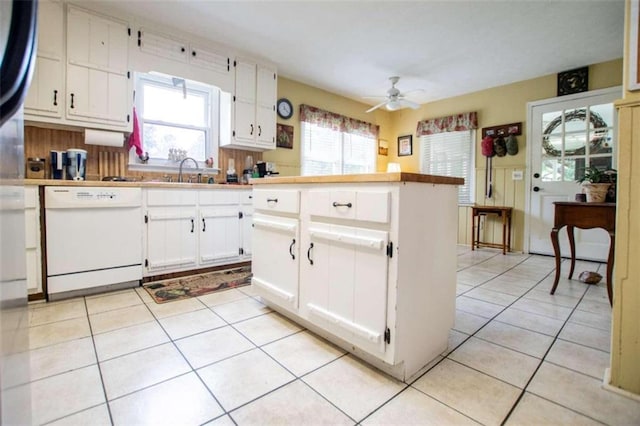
[222,59,277,151]
[66,6,131,129]
[24,0,64,118]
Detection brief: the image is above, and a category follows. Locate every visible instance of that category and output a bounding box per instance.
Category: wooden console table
[471,206,512,255]
[550,202,616,305]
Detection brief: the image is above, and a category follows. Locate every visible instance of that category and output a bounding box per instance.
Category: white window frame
[419,130,475,205]
[128,72,220,172]
[300,121,377,176]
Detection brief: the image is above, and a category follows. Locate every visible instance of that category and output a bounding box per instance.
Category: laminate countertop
[248,172,464,186]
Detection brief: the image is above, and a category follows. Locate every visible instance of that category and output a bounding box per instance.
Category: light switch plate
[512,170,524,180]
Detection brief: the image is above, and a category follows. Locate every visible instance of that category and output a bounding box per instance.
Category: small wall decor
[276,124,294,149]
[557,66,589,96]
[378,139,388,156]
[398,135,412,156]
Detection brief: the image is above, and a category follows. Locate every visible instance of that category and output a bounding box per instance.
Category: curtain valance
[300,104,379,138]
[416,111,478,136]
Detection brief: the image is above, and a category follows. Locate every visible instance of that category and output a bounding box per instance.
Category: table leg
[567,225,576,280]
[507,212,512,252]
[606,231,614,306]
[550,227,561,295]
[471,213,476,251]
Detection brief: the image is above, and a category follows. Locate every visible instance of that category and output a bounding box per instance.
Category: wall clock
[277,98,293,119]
[557,67,589,96]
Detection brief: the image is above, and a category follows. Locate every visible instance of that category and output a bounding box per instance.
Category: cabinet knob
[258,125,262,136]
[250,124,254,135]
[533,186,542,192]
[181,47,185,53]
[192,50,196,57]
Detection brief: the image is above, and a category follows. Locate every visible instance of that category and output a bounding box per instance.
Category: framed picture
[398,135,413,156]
[378,139,388,156]
[630,0,640,91]
[276,124,294,149]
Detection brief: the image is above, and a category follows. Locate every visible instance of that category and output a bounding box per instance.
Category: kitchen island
[250,172,463,381]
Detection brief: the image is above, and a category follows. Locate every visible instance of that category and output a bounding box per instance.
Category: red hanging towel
[128,107,143,157]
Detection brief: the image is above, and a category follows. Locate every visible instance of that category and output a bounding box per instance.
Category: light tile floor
[17,247,640,425]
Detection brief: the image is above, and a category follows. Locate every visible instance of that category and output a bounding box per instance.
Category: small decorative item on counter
[205,157,214,168]
[506,134,519,155]
[575,193,587,202]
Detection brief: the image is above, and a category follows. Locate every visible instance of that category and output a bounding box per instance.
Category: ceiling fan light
[386,100,401,111]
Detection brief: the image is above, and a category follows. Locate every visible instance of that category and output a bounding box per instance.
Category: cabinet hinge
[144,259,148,267]
[233,60,237,67]
[227,58,230,72]
[232,130,236,137]
[233,95,236,102]
[137,30,141,47]
[386,241,393,258]
[273,73,276,80]
[239,248,244,255]
[127,71,130,79]
[144,214,148,224]
[238,212,243,219]
[127,114,130,122]
[384,328,391,344]
[127,27,131,36]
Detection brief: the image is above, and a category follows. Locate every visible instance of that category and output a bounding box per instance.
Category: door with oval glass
[527,87,620,260]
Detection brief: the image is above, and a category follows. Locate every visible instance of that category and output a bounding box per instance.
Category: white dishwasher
[45,186,143,300]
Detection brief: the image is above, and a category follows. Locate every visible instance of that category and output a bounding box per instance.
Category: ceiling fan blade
[400,88,425,96]
[397,99,421,110]
[366,100,388,113]
[362,95,388,99]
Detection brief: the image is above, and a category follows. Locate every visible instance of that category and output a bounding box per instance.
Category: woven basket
[582,183,610,203]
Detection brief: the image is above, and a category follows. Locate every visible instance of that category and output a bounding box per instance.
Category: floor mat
[143,266,252,304]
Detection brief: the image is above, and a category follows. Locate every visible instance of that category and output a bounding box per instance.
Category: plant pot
[581,183,610,202]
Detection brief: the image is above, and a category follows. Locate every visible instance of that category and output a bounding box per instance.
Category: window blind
[420,130,475,204]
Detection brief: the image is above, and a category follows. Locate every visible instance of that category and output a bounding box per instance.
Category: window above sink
[128,71,222,173]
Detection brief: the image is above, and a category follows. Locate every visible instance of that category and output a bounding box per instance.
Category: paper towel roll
[84,129,124,147]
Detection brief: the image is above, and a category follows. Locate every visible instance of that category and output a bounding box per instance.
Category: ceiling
[94,0,625,108]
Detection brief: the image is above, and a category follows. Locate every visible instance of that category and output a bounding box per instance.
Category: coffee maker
[65,149,87,181]
[50,150,67,179]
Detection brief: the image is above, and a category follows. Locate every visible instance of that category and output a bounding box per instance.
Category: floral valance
[416,111,478,136]
[300,104,379,138]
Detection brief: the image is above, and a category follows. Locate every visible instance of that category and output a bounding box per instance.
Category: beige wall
[268,60,623,252]
[263,78,393,176]
[610,0,640,396]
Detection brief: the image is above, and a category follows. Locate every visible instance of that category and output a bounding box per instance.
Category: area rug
[143,266,252,304]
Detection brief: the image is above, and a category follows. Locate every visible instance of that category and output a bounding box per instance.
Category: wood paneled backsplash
[24,125,262,182]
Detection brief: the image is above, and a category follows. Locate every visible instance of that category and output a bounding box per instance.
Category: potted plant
[576,166,616,202]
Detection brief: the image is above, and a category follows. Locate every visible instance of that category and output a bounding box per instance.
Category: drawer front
[308,190,390,223]
[146,189,197,206]
[253,189,300,214]
[240,190,253,205]
[199,190,240,206]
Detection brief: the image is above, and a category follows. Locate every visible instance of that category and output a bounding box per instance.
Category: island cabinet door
[199,206,241,265]
[299,222,390,357]
[251,213,300,311]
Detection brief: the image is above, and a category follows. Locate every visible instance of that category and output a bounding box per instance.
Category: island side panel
[395,181,459,380]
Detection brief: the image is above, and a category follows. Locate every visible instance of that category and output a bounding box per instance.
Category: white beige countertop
[249,172,464,186]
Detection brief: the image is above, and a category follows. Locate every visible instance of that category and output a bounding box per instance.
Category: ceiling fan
[364,76,422,113]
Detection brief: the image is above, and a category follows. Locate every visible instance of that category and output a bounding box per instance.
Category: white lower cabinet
[299,222,390,356]
[145,190,198,274]
[251,181,459,381]
[198,190,241,265]
[252,213,299,311]
[143,188,251,277]
[25,187,43,296]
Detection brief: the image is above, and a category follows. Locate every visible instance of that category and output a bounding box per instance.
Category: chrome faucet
[178,157,199,183]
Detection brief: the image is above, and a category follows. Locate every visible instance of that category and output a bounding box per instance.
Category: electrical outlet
[512,170,524,180]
